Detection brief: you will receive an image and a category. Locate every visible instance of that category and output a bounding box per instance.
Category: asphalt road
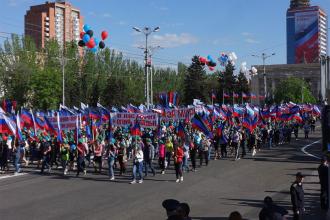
[0,129,324,220]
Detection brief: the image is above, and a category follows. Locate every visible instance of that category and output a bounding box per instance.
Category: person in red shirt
[174,139,184,183]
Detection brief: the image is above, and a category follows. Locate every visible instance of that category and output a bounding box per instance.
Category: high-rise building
[25,1,83,48]
[287,0,328,64]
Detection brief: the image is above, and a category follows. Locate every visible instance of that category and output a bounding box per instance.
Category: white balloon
[240,62,247,72]
[251,66,258,74]
[231,52,238,61]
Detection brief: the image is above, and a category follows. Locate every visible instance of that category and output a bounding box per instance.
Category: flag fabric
[211,91,216,100]
[57,113,63,143]
[176,121,185,139]
[242,93,248,99]
[216,122,225,137]
[258,95,265,100]
[233,92,239,98]
[130,119,141,136]
[20,109,34,129]
[16,113,23,141]
[249,93,256,99]
[223,93,230,98]
[191,114,213,139]
[1,100,16,114]
[59,104,74,116]
[0,112,16,135]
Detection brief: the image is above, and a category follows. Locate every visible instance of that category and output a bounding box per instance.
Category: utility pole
[132,26,160,109]
[252,52,276,99]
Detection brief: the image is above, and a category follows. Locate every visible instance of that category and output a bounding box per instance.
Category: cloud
[8,0,18,7]
[102,13,111,18]
[150,2,169,11]
[118,21,127,26]
[8,0,41,6]
[212,37,235,46]
[241,32,253,36]
[245,38,260,44]
[88,11,96,16]
[162,22,184,28]
[149,33,198,48]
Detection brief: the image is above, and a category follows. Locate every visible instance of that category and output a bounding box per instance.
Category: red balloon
[101,31,108,40]
[80,32,85,39]
[209,67,215,71]
[86,38,96,49]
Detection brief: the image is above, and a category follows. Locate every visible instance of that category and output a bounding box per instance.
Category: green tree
[274,77,316,104]
[217,61,236,104]
[237,71,250,102]
[183,56,208,105]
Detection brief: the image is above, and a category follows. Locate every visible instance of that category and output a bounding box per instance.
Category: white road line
[0,172,28,180]
[301,140,322,159]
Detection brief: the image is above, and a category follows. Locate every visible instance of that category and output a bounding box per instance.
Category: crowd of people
[0,113,317,185]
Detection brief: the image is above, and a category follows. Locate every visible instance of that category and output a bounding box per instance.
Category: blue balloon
[83,24,90,32]
[91,47,97,53]
[94,37,99,46]
[83,34,90,43]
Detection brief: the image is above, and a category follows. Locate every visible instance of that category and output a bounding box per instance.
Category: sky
[0,0,329,70]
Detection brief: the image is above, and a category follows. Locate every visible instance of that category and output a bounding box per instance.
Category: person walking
[143,138,156,177]
[130,145,144,184]
[165,137,174,169]
[290,172,305,220]
[158,139,166,174]
[189,138,197,172]
[60,142,69,175]
[40,138,51,174]
[117,142,127,176]
[93,141,104,174]
[318,157,329,211]
[303,123,310,139]
[76,139,88,177]
[219,129,228,158]
[107,143,116,181]
[174,141,184,183]
[200,135,210,166]
[182,138,190,173]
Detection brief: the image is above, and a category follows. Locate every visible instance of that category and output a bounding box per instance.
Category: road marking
[301,140,321,159]
[0,172,27,180]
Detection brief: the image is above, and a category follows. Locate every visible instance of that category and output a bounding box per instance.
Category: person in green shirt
[60,141,70,176]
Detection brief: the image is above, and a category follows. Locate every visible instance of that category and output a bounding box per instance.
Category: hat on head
[162,199,180,212]
[296,172,305,178]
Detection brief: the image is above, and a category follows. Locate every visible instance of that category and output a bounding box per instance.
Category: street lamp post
[148,46,163,106]
[132,26,160,109]
[252,52,276,98]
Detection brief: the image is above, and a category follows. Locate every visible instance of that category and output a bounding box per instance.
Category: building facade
[250,63,321,104]
[287,0,328,64]
[25,1,83,48]
[321,56,330,102]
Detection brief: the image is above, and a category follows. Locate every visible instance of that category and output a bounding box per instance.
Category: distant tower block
[290,0,310,8]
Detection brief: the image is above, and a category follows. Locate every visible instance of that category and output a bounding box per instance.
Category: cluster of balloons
[198,55,217,71]
[218,52,238,66]
[78,24,109,53]
[240,62,258,77]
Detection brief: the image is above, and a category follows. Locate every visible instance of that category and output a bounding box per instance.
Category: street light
[132,26,160,109]
[251,52,276,99]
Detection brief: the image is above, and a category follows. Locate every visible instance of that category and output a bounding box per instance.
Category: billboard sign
[294,10,319,63]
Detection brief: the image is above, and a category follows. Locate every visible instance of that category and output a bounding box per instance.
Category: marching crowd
[0,114,317,185]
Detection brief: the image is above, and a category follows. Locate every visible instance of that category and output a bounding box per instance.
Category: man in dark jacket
[259,196,288,220]
[143,138,155,177]
[318,157,329,210]
[290,172,305,220]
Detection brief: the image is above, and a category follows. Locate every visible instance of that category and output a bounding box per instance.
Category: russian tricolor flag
[0,112,16,135]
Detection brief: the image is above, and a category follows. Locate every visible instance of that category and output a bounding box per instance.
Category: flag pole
[222,89,224,105]
[232,92,234,105]
[241,93,243,105]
